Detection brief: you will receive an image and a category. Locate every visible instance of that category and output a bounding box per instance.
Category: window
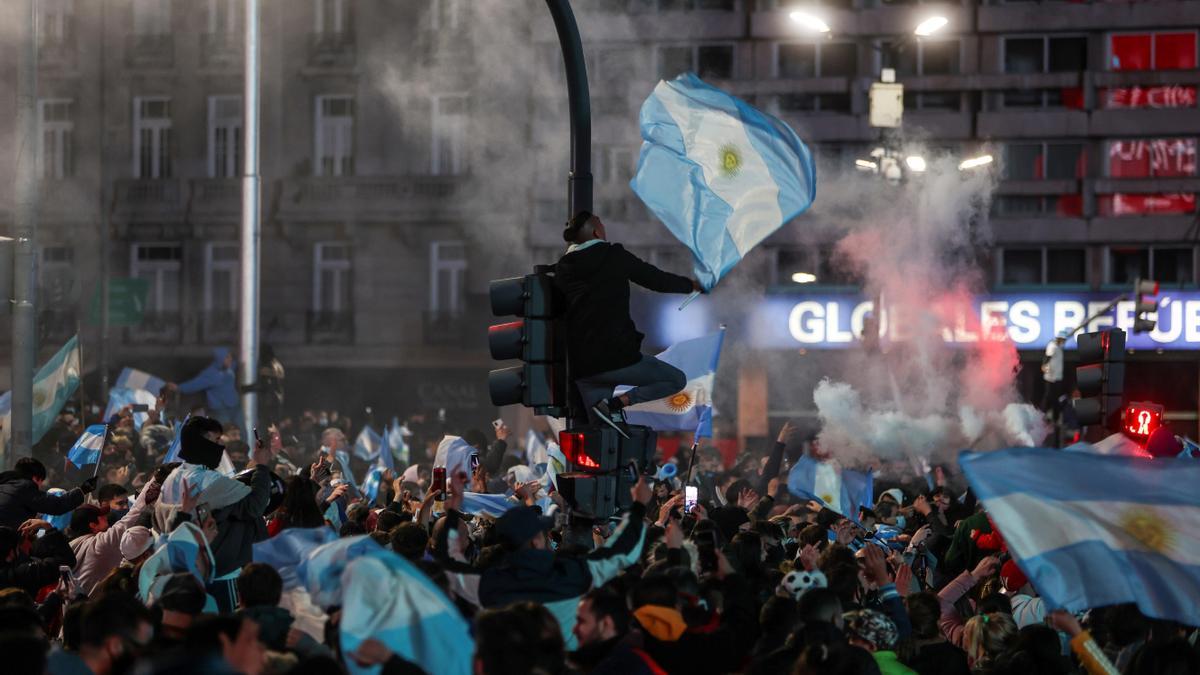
[313,243,351,313]
[1107,247,1159,285]
[776,93,851,114]
[999,247,1086,285]
[596,146,635,184]
[432,94,468,176]
[1002,142,1085,180]
[314,95,354,177]
[1104,138,1196,216]
[208,96,242,178]
[778,42,856,78]
[315,0,352,34]
[658,44,734,80]
[37,0,73,49]
[133,0,171,35]
[204,242,239,312]
[1155,248,1195,285]
[993,195,1083,217]
[431,0,462,31]
[39,245,75,302]
[133,97,172,179]
[887,39,960,76]
[1109,31,1197,71]
[429,241,467,316]
[38,100,73,180]
[208,0,240,34]
[1002,36,1085,108]
[131,243,182,313]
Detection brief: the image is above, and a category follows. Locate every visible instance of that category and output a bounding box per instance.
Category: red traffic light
[559,431,600,470]
[1122,402,1164,441]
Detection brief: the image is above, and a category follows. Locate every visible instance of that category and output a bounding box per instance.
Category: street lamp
[792,272,818,284]
[905,155,927,173]
[788,10,830,34]
[959,155,994,171]
[913,16,949,37]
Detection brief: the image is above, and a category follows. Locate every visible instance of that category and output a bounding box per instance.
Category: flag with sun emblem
[631,73,817,290]
[961,447,1200,626]
[617,328,725,438]
[787,455,874,521]
[31,335,82,445]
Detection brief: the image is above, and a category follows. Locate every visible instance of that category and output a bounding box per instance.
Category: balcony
[306,311,354,345]
[113,179,184,223]
[308,32,355,69]
[38,37,77,70]
[199,310,239,345]
[278,176,468,224]
[125,34,174,69]
[189,178,241,220]
[126,312,183,345]
[200,32,243,70]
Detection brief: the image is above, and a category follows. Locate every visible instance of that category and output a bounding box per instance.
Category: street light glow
[792,272,818,284]
[789,10,831,34]
[905,156,927,172]
[959,154,994,170]
[914,16,949,37]
[856,159,878,171]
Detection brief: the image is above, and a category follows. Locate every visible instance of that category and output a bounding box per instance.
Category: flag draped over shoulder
[787,455,874,519]
[618,328,725,438]
[961,447,1200,626]
[631,73,816,290]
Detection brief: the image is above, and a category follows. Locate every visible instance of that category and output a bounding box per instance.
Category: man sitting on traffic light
[555,210,702,435]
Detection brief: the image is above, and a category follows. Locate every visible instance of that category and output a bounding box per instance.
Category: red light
[559,431,600,470]
[1122,402,1163,440]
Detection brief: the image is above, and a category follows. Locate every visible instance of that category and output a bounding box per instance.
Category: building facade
[0,0,1198,437]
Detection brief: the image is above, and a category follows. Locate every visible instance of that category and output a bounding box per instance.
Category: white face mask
[895,515,907,530]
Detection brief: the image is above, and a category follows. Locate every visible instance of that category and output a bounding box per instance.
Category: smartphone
[684,485,698,513]
[492,418,503,430]
[253,427,261,443]
[59,564,72,585]
[433,467,447,494]
[131,404,150,413]
[195,503,210,524]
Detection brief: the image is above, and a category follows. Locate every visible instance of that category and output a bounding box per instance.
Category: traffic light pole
[543,0,592,218]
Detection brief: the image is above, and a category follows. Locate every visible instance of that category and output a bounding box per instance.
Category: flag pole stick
[93,424,109,479]
[677,291,701,311]
[76,327,85,427]
[685,436,700,485]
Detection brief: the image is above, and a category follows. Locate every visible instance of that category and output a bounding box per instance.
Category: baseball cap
[494,506,554,547]
[120,526,155,561]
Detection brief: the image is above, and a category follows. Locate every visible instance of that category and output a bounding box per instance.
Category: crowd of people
[0,406,1197,675]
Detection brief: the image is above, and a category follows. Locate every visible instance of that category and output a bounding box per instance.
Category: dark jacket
[908,640,971,675]
[554,242,693,378]
[571,635,660,675]
[0,472,85,531]
[210,466,272,576]
[634,574,759,674]
[0,528,77,596]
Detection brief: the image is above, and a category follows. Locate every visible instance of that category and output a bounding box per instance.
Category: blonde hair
[964,612,1017,665]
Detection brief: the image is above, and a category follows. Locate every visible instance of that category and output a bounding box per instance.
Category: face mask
[108,509,129,526]
[895,516,907,530]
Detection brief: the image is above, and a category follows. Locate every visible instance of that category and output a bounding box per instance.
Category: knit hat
[1000,559,1028,593]
[778,569,828,600]
[881,488,905,506]
[120,526,155,561]
[844,609,900,651]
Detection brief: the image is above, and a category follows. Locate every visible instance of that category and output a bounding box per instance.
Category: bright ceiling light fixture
[792,272,818,284]
[914,16,949,37]
[905,155,928,172]
[959,154,994,170]
[789,10,831,34]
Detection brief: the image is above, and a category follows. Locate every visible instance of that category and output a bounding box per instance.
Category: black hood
[179,416,226,470]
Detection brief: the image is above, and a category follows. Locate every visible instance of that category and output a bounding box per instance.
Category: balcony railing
[306,311,354,345]
[200,310,239,345]
[125,34,174,68]
[308,32,356,68]
[126,312,183,344]
[200,32,243,69]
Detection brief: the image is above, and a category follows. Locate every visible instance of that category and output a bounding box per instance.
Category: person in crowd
[569,588,660,674]
[554,210,702,430]
[69,477,160,595]
[844,609,917,675]
[902,591,970,675]
[963,612,1018,674]
[0,457,95,530]
[168,348,241,428]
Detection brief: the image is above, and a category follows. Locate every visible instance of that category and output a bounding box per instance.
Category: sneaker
[592,399,631,439]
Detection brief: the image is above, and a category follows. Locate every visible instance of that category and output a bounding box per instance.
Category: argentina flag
[67,424,107,469]
[618,328,725,438]
[632,73,816,290]
[115,367,166,396]
[961,448,1200,626]
[353,426,383,462]
[104,387,157,430]
[787,454,874,520]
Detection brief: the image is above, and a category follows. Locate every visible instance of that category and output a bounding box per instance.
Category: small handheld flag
[67,424,107,470]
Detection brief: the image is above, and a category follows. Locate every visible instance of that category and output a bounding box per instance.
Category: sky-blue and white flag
[334,449,361,498]
[115,367,166,396]
[787,455,874,520]
[462,492,518,518]
[40,488,73,532]
[631,73,817,290]
[961,447,1200,626]
[67,424,107,469]
[252,526,337,590]
[104,387,157,430]
[163,415,189,463]
[354,426,383,462]
[525,428,548,466]
[31,335,82,445]
[546,442,566,492]
[386,418,409,467]
[617,328,725,438]
[360,468,385,506]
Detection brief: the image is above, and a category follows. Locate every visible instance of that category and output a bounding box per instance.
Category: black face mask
[108,509,129,526]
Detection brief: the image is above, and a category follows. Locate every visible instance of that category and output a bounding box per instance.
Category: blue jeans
[576,356,687,423]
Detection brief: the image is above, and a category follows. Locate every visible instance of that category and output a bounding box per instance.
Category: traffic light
[554,424,657,519]
[487,268,566,415]
[1121,401,1164,442]
[1072,328,1126,429]
[1133,278,1158,334]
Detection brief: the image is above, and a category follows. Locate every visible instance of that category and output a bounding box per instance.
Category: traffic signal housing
[1133,278,1158,334]
[555,424,657,519]
[1072,328,1125,429]
[487,268,566,416]
[1121,401,1164,442]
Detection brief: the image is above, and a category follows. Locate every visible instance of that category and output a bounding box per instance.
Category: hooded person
[0,457,94,531]
[156,416,274,591]
[171,347,242,429]
[434,435,478,480]
[138,521,220,614]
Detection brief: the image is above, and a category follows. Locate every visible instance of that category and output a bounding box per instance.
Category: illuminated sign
[644,291,1200,351]
[1122,402,1164,441]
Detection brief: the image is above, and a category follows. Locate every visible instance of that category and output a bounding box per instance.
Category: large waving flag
[631,73,816,290]
[353,426,383,462]
[252,526,337,590]
[618,328,725,438]
[104,387,157,430]
[115,367,166,396]
[961,448,1200,626]
[386,417,409,467]
[67,424,107,469]
[524,428,548,466]
[30,335,83,445]
[787,455,874,519]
